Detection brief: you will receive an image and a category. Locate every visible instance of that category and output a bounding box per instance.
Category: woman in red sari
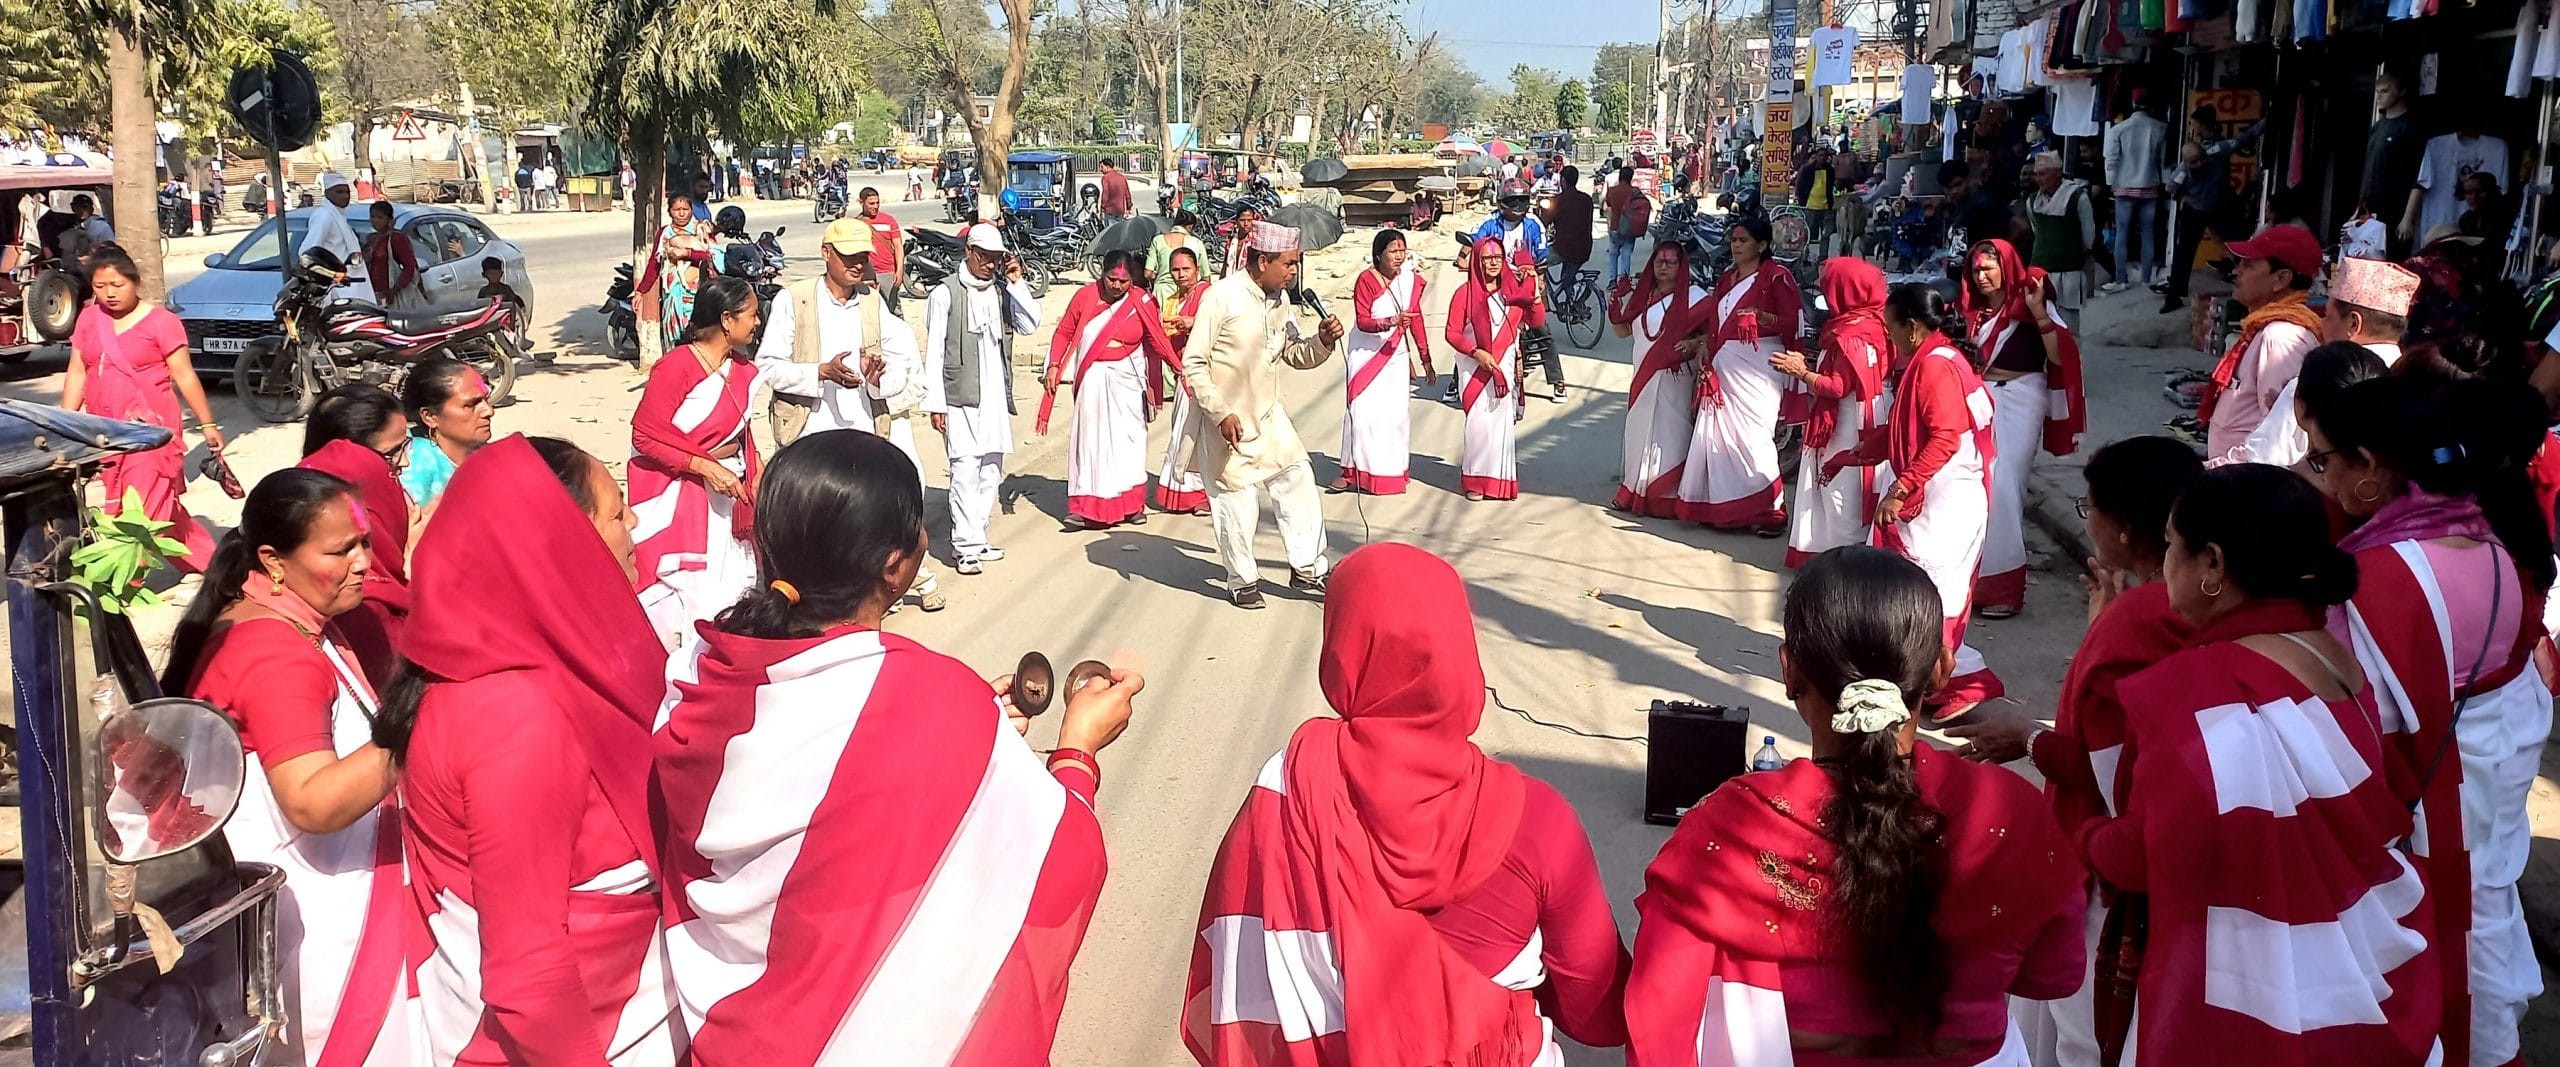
[1609,242,1709,517]
[298,384,418,689]
[1943,435,2202,1063]
[162,468,414,1067]
[2303,376,2551,1067]
[362,200,423,307]
[382,434,679,1067]
[1444,235,1544,501]
[1155,247,1214,515]
[1676,216,1799,534]
[1627,546,2084,1066]
[2080,465,2441,1067]
[1824,285,2004,712]
[1957,239,2085,618]
[631,275,763,657]
[60,247,221,571]
[1183,543,1630,1065]
[1772,257,1891,566]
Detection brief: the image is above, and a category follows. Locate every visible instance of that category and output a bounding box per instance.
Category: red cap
[2225,223,2324,278]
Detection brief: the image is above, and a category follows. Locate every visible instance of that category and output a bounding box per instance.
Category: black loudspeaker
[1643,700,1751,826]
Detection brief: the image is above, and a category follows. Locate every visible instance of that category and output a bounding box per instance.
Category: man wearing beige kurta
[1181,222,1346,608]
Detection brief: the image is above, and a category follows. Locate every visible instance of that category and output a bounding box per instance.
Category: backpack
[1616,195,1652,240]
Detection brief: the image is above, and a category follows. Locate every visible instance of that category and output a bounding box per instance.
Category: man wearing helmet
[1465,180,1564,403]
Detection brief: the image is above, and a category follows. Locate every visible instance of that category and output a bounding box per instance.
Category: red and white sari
[401,436,680,1067]
[654,626,1108,1065]
[1045,282,1177,524]
[629,345,760,657]
[1158,283,1213,512]
[1783,259,1890,568]
[1341,265,1430,494]
[1445,238,1542,500]
[2088,600,2445,1067]
[1626,748,2085,1066]
[2336,515,2549,1067]
[1834,336,2003,707]
[1610,248,1708,518]
[1677,260,1798,529]
[1959,241,2086,613]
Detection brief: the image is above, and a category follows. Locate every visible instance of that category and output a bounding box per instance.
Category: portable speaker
[1643,700,1751,826]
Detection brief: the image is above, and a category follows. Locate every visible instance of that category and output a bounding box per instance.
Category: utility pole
[1654,0,1672,132]
[1174,0,1186,126]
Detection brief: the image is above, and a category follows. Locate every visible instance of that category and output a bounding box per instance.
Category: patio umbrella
[1483,139,1515,158]
[1090,215,1164,255]
[1264,203,1345,251]
[1437,135,1484,156]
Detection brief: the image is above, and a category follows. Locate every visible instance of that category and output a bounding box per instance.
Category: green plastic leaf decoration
[71,488,190,615]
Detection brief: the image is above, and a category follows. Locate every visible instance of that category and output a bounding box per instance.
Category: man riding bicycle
[1464,179,1567,403]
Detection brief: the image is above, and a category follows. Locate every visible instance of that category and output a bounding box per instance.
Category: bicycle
[1542,261,1606,351]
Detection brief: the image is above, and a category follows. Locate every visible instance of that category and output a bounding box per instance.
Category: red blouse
[187,617,340,763]
[1421,778,1631,1047]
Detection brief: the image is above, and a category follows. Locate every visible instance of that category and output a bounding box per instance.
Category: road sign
[225,50,320,152]
[391,110,427,142]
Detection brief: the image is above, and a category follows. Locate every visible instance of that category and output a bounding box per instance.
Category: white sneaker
[2101,281,2130,294]
[956,556,985,575]
[979,546,1005,562]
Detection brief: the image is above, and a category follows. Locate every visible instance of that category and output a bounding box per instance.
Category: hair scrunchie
[770,579,800,604]
[1831,678,1911,734]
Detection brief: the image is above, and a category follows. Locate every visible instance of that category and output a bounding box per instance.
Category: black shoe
[1231,585,1267,609]
[1290,568,1327,595]
[2159,296,2185,315]
[1127,510,1148,526]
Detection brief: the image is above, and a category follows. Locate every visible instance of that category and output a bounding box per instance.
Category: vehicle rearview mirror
[203,252,225,268]
[94,698,245,865]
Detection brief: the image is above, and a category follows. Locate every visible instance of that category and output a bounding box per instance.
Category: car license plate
[201,336,250,354]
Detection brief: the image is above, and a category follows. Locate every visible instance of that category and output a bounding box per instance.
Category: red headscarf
[1957,238,2035,331]
[402,434,668,875]
[1954,238,2087,455]
[1279,542,1535,1064]
[1806,257,1891,449]
[298,438,413,686]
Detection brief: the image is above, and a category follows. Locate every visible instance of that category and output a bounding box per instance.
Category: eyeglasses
[2073,496,2093,518]
[377,441,409,473]
[2303,447,2335,474]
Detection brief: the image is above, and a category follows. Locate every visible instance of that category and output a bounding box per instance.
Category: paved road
[8,196,2095,1065]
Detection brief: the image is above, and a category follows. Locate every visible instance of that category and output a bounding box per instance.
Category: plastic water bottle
[1751,735,1785,772]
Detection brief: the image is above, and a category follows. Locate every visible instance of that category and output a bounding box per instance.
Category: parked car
[166,204,535,372]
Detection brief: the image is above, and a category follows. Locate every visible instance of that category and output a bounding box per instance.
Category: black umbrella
[1264,203,1345,251]
[1301,156,1349,184]
[1089,215,1165,255]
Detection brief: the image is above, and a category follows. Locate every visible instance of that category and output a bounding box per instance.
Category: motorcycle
[812,184,847,224]
[234,247,523,423]
[156,190,193,239]
[602,262,638,361]
[1005,219,1079,296]
[942,181,978,224]
[900,229,963,300]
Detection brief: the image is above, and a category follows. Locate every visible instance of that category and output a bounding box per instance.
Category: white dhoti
[1209,460,1328,589]
[1978,372,2045,612]
[1065,356,1151,524]
[948,451,1004,559]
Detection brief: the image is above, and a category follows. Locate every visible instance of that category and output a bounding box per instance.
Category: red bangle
[1047,747,1100,785]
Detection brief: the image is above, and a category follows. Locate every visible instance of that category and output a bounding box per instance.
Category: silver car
[167,204,535,371]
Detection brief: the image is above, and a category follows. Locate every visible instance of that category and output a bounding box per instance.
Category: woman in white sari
[1442,235,1544,501]
[1772,257,1891,567]
[1331,229,1431,495]
[1676,216,1801,534]
[1609,242,1710,517]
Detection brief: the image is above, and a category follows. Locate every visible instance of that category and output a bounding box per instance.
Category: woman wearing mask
[655,430,1138,1061]
[1332,229,1431,496]
[1626,546,2085,1065]
[398,357,496,509]
[2079,465,2440,1066]
[1942,435,2203,1063]
[1183,543,1630,1064]
[630,276,763,657]
[1608,242,1710,518]
[2304,376,2553,1067]
[1677,217,1800,534]
[60,246,222,570]
[362,200,423,309]
[299,383,417,688]
[164,468,413,1067]
[1772,257,1892,565]
[1444,235,1543,501]
[1958,239,2085,618]
[1823,284,2004,711]
[382,435,679,1066]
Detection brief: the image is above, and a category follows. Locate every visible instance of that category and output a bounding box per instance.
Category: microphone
[1290,286,1332,321]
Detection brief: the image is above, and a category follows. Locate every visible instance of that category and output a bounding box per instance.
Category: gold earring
[267,569,285,595]
[2353,477,2383,504]
[2201,578,2224,598]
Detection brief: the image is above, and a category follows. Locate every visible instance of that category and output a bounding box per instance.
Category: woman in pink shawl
[60,247,221,570]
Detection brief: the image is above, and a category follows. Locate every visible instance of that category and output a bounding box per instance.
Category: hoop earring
[2201,578,2224,598]
[2353,477,2383,505]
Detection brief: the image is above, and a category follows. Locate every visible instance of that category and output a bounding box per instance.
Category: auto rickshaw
[1004,150,1079,231]
[0,399,285,1065]
[0,163,115,361]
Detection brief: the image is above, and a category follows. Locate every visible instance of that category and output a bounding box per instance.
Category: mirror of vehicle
[94,698,246,865]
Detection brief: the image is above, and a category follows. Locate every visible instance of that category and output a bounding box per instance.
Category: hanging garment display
[2052,79,2103,137]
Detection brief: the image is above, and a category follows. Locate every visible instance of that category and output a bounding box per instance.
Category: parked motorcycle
[901,229,963,300]
[155,191,193,239]
[602,262,638,361]
[234,247,522,423]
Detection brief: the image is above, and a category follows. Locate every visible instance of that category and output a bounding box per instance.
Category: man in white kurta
[299,172,372,304]
[759,220,944,611]
[922,224,1042,574]
[1181,221,1346,609]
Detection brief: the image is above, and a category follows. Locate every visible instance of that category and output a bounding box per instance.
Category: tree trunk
[352,108,374,173]
[631,119,667,370]
[105,22,161,300]
[1153,75,1174,205]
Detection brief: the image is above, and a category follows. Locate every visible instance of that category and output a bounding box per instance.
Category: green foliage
[1592,42,1655,95]
[1091,105,1118,143]
[1595,80,1630,133]
[430,0,575,129]
[1414,50,1481,127]
[0,0,323,134]
[1495,64,1560,135]
[1553,79,1587,132]
[168,0,340,137]
[0,0,101,129]
[70,489,189,615]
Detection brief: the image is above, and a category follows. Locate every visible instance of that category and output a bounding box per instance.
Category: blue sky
[1402,0,1664,83]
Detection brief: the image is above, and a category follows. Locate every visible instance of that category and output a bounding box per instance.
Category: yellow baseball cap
[821,218,873,257]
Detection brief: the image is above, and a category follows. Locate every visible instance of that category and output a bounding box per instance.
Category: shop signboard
[2189,87,2262,195]
[1769,2,1798,104]
[1762,100,1794,200]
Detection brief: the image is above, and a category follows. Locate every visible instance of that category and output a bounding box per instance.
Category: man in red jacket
[1098,158,1134,224]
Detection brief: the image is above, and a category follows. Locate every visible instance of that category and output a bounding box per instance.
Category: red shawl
[1349,266,1430,404]
[298,439,414,688]
[1445,237,1544,410]
[1183,543,1535,1066]
[1039,282,1175,433]
[1614,244,1711,408]
[1702,260,1801,408]
[1804,257,1889,450]
[1626,747,2082,1065]
[2042,582,2190,841]
[1830,336,1994,523]
[404,435,667,878]
[629,343,761,589]
[1959,240,2087,456]
[2088,600,2443,1067]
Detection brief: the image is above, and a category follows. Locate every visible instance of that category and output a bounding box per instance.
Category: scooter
[602,263,638,361]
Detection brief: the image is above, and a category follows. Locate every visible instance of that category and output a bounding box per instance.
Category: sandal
[1323,479,1354,494]
[1975,604,2020,620]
